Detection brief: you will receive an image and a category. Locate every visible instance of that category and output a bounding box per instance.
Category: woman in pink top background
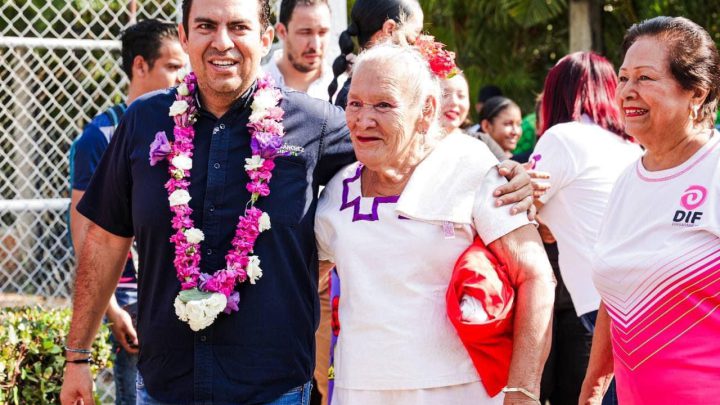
[581,16,720,404]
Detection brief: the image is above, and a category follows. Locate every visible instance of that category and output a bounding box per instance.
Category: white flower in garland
[177,67,189,82]
[186,301,213,331]
[169,100,189,116]
[246,255,263,284]
[175,293,228,332]
[249,89,279,122]
[169,189,191,206]
[174,297,189,322]
[259,212,271,232]
[205,293,227,314]
[177,82,190,96]
[252,89,278,112]
[244,155,265,171]
[184,228,205,244]
[172,154,193,171]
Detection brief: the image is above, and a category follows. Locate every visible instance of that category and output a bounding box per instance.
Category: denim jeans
[110,288,138,405]
[578,311,618,405]
[136,373,312,405]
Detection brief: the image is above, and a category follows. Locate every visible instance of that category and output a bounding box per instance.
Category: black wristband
[65,358,92,364]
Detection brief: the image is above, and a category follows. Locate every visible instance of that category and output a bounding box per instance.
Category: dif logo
[673,185,707,226]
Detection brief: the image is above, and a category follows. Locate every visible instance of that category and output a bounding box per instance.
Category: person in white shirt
[263,0,343,100]
[582,16,720,405]
[530,51,642,405]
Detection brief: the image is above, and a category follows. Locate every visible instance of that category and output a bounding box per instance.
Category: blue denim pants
[136,373,312,405]
[110,288,138,405]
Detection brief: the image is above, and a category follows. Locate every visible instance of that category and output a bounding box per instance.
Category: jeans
[136,373,312,405]
[111,288,138,405]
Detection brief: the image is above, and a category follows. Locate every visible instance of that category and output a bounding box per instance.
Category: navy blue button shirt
[77,83,354,404]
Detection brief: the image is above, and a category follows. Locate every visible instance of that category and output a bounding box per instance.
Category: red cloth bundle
[446,236,515,397]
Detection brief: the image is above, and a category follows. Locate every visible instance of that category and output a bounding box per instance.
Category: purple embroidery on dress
[340,164,399,222]
[530,153,542,169]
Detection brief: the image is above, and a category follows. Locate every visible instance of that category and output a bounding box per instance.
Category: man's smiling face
[180,0,273,106]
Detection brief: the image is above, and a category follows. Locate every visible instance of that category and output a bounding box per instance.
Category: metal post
[129,0,138,24]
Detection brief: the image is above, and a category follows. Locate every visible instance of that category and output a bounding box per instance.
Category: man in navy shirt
[69,19,185,405]
[61,0,534,404]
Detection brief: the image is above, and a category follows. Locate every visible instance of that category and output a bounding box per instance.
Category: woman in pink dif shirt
[581,17,720,404]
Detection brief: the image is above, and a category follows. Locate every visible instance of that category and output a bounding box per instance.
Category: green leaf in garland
[178,288,214,303]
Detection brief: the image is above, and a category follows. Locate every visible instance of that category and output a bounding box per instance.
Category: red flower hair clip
[414,35,460,79]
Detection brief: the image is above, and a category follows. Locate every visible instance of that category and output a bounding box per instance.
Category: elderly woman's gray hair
[622,16,720,127]
[352,42,442,131]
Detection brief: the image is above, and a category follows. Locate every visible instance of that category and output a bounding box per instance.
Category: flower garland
[149,69,285,331]
[414,34,460,79]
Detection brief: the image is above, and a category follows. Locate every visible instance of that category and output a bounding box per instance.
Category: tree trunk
[569,0,593,52]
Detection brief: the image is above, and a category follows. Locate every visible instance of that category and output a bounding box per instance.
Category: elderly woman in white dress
[315,42,555,405]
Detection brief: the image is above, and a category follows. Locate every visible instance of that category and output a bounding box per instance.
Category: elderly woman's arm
[579,303,614,405]
[487,224,555,404]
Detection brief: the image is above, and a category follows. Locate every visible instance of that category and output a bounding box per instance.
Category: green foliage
[419,0,720,119]
[421,0,568,116]
[0,307,112,405]
[601,1,720,68]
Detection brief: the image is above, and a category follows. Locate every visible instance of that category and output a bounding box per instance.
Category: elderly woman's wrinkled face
[617,36,696,145]
[440,75,470,132]
[346,62,425,170]
[484,105,522,153]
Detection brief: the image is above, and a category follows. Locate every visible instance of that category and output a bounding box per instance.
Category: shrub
[0,306,112,404]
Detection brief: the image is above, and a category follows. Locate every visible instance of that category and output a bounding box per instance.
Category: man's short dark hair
[278,0,329,27]
[182,0,271,36]
[121,19,178,80]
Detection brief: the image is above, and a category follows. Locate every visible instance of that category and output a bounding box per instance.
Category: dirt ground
[0,292,70,308]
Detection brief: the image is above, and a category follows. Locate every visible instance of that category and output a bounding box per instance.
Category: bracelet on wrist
[502,387,541,404]
[64,346,92,355]
[65,357,92,365]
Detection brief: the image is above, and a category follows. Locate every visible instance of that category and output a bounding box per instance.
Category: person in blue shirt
[68,18,186,405]
[60,1,535,404]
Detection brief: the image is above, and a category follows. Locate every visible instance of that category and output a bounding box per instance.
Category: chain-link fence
[1,1,180,402]
[0,0,180,299]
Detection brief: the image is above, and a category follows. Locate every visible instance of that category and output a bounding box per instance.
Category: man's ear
[381,19,398,37]
[261,25,275,57]
[275,22,287,41]
[132,55,149,79]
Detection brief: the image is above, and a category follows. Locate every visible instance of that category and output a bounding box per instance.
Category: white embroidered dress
[315,133,529,404]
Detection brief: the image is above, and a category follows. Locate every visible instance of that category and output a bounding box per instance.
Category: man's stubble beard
[287,48,320,74]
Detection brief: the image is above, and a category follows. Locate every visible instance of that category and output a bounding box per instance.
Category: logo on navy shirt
[278,143,305,156]
[672,185,707,227]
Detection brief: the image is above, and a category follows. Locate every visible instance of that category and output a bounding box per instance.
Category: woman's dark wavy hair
[479,96,519,125]
[621,16,720,128]
[539,51,627,140]
[327,0,420,101]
